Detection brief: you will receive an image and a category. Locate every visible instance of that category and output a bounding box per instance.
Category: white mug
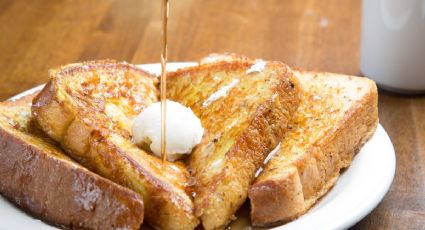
[360,0,425,93]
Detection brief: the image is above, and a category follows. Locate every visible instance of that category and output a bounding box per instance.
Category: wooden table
[1,0,424,229]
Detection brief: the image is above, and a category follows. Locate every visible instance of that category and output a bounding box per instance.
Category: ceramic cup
[361,0,425,93]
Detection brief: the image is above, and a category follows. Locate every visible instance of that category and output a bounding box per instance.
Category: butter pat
[132,100,204,161]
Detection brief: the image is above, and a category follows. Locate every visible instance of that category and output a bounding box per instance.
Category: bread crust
[32,60,199,229]
[0,94,144,230]
[249,71,379,226]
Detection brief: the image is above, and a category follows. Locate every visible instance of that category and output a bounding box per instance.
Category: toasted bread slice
[249,71,378,226]
[32,60,199,229]
[167,57,300,229]
[0,93,144,230]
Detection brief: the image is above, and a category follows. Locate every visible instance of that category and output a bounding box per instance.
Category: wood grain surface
[0,0,424,229]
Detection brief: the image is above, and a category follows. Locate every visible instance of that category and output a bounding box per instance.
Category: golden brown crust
[167,57,300,229]
[0,94,144,230]
[13,56,378,229]
[32,60,199,230]
[248,166,305,225]
[249,71,379,226]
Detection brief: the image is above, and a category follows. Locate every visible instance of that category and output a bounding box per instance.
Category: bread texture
[0,93,144,230]
[32,60,199,230]
[167,57,300,229]
[248,70,378,226]
[19,55,378,229]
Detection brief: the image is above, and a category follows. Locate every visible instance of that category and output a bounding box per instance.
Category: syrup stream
[160,0,169,163]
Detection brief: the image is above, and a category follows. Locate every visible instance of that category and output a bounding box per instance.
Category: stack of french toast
[0,53,378,230]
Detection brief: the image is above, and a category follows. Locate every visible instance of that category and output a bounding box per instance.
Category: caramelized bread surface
[0,94,144,230]
[32,60,199,229]
[249,71,378,226]
[167,59,300,229]
[25,56,375,229]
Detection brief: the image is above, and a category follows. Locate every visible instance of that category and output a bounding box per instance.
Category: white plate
[0,63,396,230]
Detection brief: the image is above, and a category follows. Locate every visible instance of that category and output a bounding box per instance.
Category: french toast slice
[0,93,145,230]
[166,56,300,229]
[249,71,378,226]
[32,60,199,229]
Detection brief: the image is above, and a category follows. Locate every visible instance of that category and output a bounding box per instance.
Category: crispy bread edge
[0,93,144,230]
[249,73,379,227]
